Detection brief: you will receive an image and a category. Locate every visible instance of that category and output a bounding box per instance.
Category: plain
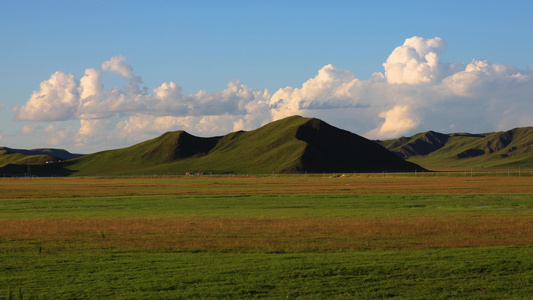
[1,174,532,299]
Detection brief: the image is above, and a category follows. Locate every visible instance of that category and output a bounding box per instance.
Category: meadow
[1,174,533,299]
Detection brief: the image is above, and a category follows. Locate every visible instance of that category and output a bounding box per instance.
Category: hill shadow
[0,162,77,177]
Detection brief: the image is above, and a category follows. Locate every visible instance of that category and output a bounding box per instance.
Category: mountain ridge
[0,147,84,171]
[379,127,533,170]
[5,117,532,175]
[0,147,84,160]
[0,116,423,176]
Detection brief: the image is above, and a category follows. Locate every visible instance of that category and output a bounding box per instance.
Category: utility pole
[27,158,31,177]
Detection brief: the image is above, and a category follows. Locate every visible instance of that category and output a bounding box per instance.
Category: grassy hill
[0,147,84,170]
[1,116,423,176]
[4,117,533,176]
[380,127,533,170]
[0,150,55,167]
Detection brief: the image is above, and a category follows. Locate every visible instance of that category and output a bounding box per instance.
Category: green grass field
[1,176,533,299]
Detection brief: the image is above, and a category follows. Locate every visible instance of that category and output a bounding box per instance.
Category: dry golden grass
[1,175,533,199]
[2,214,533,253]
[2,175,532,253]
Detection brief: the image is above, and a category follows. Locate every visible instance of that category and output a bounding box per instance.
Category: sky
[1,1,532,154]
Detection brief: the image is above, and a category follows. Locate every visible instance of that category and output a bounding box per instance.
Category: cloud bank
[14,36,533,152]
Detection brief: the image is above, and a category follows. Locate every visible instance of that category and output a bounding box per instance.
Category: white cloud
[441,59,526,96]
[21,124,39,135]
[115,114,190,140]
[368,105,419,139]
[102,55,134,78]
[14,37,533,152]
[14,71,79,121]
[77,68,105,119]
[270,64,363,120]
[114,113,270,143]
[101,55,142,94]
[383,36,448,84]
[43,124,75,146]
[79,68,103,100]
[75,118,122,151]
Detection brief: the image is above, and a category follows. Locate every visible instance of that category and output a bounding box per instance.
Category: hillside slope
[2,116,423,176]
[0,147,84,168]
[380,127,533,170]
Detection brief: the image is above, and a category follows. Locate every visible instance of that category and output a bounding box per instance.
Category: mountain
[0,116,423,176]
[379,127,533,170]
[0,147,84,160]
[0,147,85,177]
[0,147,84,167]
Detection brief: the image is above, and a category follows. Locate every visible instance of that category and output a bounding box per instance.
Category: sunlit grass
[1,175,533,298]
[2,248,533,299]
[1,174,533,200]
[1,214,533,254]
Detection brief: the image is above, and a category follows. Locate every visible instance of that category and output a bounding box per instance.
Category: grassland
[1,175,533,299]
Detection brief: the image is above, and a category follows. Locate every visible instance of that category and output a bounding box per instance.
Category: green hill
[0,147,84,169]
[1,116,423,176]
[0,150,55,167]
[0,147,83,161]
[379,127,533,170]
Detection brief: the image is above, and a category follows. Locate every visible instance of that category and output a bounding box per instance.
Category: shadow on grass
[0,161,78,177]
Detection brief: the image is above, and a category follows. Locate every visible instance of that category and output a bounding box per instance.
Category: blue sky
[1,1,532,153]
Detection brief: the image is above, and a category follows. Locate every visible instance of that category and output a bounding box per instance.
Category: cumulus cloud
[21,125,39,135]
[14,71,79,121]
[102,55,142,93]
[79,68,103,100]
[383,36,449,84]
[14,37,533,152]
[112,113,270,145]
[442,59,526,96]
[370,105,419,139]
[102,55,134,78]
[43,124,75,146]
[270,64,368,120]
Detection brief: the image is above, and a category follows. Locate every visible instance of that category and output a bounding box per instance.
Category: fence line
[2,169,531,180]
